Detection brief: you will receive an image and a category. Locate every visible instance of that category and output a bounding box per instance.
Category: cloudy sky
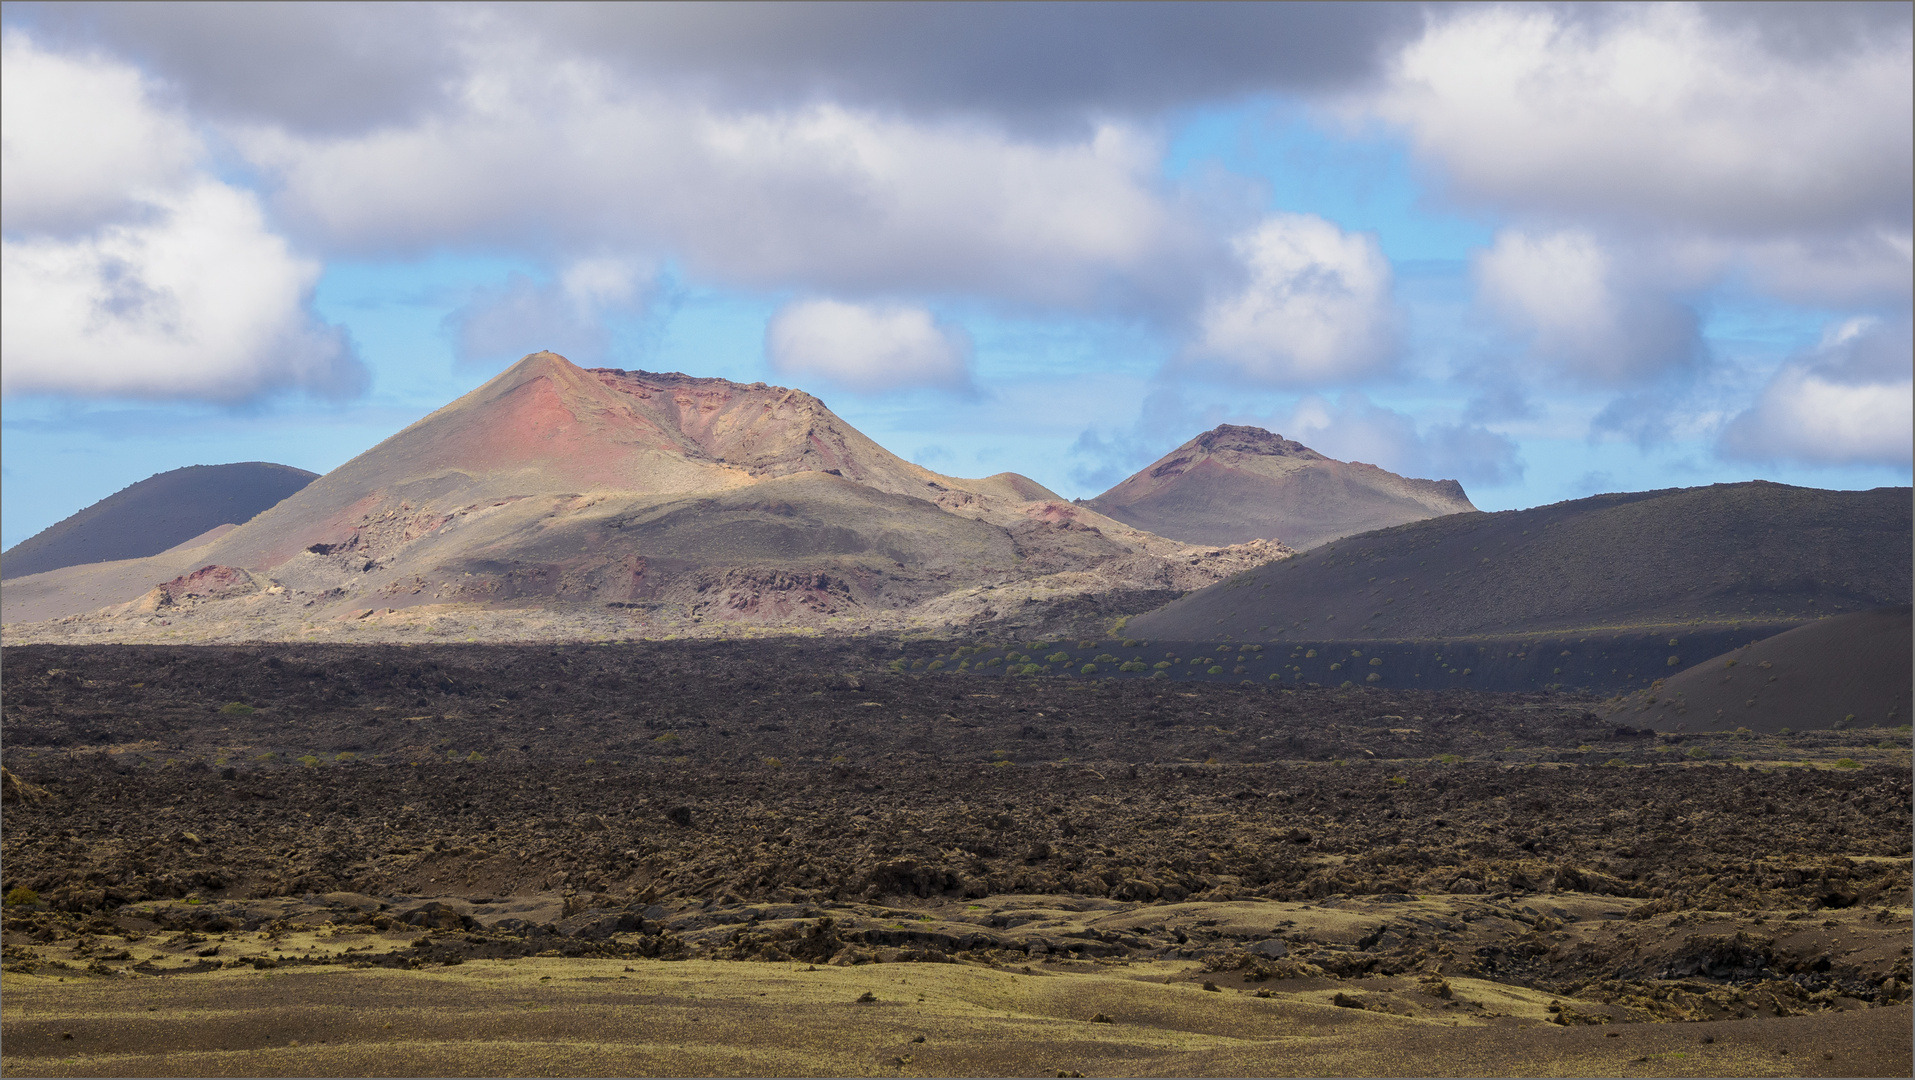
[3,1,1910,548]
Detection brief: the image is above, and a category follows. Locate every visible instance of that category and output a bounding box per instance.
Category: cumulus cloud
[0,32,364,402]
[1187,214,1399,384]
[1273,393,1523,487]
[0,32,198,233]
[766,300,971,394]
[1475,229,1705,384]
[15,3,1416,134]
[446,257,651,368]
[1376,3,1911,373]
[1,181,364,401]
[242,66,1188,309]
[1719,317,1914,467]
[1372,4,1912,237]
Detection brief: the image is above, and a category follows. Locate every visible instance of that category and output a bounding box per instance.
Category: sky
[2,1,1911,550]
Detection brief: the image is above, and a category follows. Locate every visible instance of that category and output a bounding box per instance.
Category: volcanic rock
[1,462,316,580]
[1082,425,1475,550]
[1608,605,1913,733]
[1129,481,1913,642]
[2,353,1283,639]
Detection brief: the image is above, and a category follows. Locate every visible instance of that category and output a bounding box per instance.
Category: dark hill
[1082,424,1476,549]
[1,463,318,580]
[1126,481,1913,641]
[1607,606,1912,733]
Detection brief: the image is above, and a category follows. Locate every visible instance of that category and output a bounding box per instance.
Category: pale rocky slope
[3,353,1289,644]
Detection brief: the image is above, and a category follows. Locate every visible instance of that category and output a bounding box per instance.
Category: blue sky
[4,2,1910,550]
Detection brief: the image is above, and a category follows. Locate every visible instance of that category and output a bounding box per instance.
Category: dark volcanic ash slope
[0,463,317,580]
[1129,482,1914,642]
[1608,606,1913,734]
[1083,425,1476,550]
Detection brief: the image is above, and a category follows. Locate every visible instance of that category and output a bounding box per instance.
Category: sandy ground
[4,959,1908,1078]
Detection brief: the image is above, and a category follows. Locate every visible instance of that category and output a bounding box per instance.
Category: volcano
[1128,481,1914,642]
[1,462,317,579]
[2,353,1283,640]
[1081,425,1476,550]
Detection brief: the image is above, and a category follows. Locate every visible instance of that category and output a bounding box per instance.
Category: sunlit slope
[1084,424,1476,550]
[1128,482,1914,641]
[2,352,1226,630]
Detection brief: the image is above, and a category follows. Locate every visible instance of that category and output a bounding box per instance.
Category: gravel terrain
[3,640,1909,1076]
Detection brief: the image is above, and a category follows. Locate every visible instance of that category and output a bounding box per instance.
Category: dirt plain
[2,639,1911,1077]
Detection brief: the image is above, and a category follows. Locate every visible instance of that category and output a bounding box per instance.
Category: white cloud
[1188,213,1398,384]
[1719,317,1914,467]
[766,299,971,393]
[240,48,1188,309]
[1,181,363,401]
[0,32,199,234]
[0,32,363,402]
[446,257,651,367]
[1373,4,1912,238]
[1475,228,1703,384]
[1377,3,1911,374]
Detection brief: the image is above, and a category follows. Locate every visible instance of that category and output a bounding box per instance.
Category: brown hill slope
[2,353,1284,640]
[0,463,316,580]
[1082,424,1476,549]
[1607,606,1912,733]
[1127,481,1913,642]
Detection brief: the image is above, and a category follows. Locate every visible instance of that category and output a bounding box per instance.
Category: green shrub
[219,702,255,716]
[1685,747,1711,759]
[984,656,1004,667]
[465,751,484,763]
[927,660,945,671]
[889,659,907,672]
[1045,652,1071,664]
[1154,661,1172,670]
[1368,657,1383,666]
[1304,649,1317,658]
[1833,758,1861,769]
[1080,664,1097,675]
[1206,666,1224,675]
[1121,638,1140,648]
[1365,673,1381,683]
[653,732,681,744]
[3,886,41,908]
[1119,661,1147,672]
[1435,753,1462,764]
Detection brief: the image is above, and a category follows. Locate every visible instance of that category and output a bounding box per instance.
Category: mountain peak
[1085,423,1476,549]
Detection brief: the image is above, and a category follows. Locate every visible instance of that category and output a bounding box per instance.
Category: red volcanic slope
[1085,424,1475,550]
[200,352,975,573]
